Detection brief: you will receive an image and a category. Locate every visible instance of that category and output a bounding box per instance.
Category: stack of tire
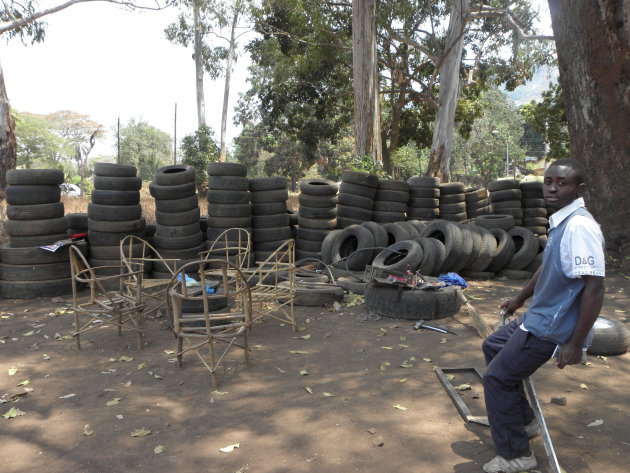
[465,187,492,218]
[406,176,440,220]
[488,179,523,226]
[149,164,203,278]
[296,178,338,263]
[371,179,409,224]
[66,213,89,236]
[0,169,75,298]
[438,182,467,222]
[206,162,252,268]
[520,181,548,241]
[336,171,378,228]
[249,177,292,263]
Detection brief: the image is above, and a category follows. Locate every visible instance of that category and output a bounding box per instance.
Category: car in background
[60,183,81,196]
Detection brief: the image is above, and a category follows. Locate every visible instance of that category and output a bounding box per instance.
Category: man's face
[543,164,585,210]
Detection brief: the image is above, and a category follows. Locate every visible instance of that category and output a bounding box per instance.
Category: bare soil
[1,273,629,473]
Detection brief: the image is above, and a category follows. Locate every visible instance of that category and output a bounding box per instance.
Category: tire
[207,162,247,177]
[251,213,290,228]
[466,198,492,211]
[522,217,548,227]
[467,226,498,272]
[0,242,85,265]
[474,214,515,231]
[341,170,378,188]
[382,222,413,244]
[439,182,465,195]
[336,216,365,228]
[296,238,323,252]
[91,189,140,206]
[372,211,405,224]
[208,175,249,191]
[251,202,287,216]
[409,187,439,198]
[465,187,488,202]
[155,164,195,185]
[439,193,465,204]
[153,232,204,250]
[249,176,287,191]
[155,195,199,213]
[373,201,407,213]
[409,198,439,208]
[296,227,329,242]
[339,182,377,199]
[6,185,61,205]
[320,229,344,264]
[250,188,289,203]
[440,211,467,222]
[336,204,372,220]
[156,207,201,226]
[4,216,68,236]
[487,179,519,192]
[505,227,539,270]
[88,218,146,233]
[251,226,292,243]
[88,229,144,246]
[499,208,524,220]
[90,243,144,260]
[337,192,374,210]
[207,216,252,228]
[376,179,409,192]
[408,176,440,187]
[520,181,543,192]
[66,213,88,230]
[6,202,65,220]
[149,181,196,200]
[490,188,522,202]
[374,189,409,203]
[372,240,423,273]
[415,238,437,276]
[523,207,548,218]
[93,176,142,191]
[155,222,201,238]
[297,216,337,230]
[396,221,421,239]
[491,200,522,210]
[587,317,630,356]
[298,205,337,220]
[207,203,251,218]
[522,198,546,208]
[497,269,533,280]
[407,208,439,219]
[486,228,516,273]
[299,178,338,196]
[295,249,322,262]
[365,282,462,320]
[94,163,137,177]
[0,278,73,299]
[336,276,368,295]
[439,202,466,214]
[206,190,251,204]
[206,227,252,242]
[7,169,65,185]
[287,282,346,306]
[420,220,465,272]
[328,224,376,271]
[298,193,338,208]
[9,233,68,248]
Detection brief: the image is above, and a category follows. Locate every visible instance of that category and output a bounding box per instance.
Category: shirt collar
[548,197,585,230]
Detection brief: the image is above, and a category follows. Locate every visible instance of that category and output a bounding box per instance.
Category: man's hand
[500,297,524,317]
[556,343,584,369]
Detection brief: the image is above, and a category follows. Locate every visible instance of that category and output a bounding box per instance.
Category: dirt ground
[1,271,629,473]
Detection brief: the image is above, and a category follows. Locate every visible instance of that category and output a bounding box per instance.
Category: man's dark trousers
[482,318,556,459]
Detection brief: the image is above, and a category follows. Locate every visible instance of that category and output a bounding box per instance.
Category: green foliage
[15,111,71,168]
[521,82,568,161]
[119,118,172,181]
[390,144,429,180]
[1,1,46,45]
[180,124,219,187]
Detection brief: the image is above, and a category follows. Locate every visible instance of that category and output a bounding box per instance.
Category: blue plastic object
[437,272,468,289]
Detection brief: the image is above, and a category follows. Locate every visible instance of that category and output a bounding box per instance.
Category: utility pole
[173,103,177,164]
[117,116,120,164]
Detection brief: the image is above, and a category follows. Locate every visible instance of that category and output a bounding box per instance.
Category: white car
[60,183,81,196]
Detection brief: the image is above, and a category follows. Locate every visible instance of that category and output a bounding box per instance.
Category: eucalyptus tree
[119,118,173,180]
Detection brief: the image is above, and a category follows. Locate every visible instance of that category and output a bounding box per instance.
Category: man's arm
[556,275,605,368]
[499,266,542,315]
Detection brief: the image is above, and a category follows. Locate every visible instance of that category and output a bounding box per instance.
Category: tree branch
[468,4,554,42]
[383,24,439,64]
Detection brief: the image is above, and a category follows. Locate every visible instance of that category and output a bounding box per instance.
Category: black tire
[207,162,247,177]
[88,229,144,246]
[249,176,287,191]
[337,204,372,220]
[328,224,376,270]
[4,216,68,236]
[440,202,466,214]
[320,229,344,264]
[9,233,68,248]
[208,175,249,191]
[155,222,201,238]
[439,182,466,195]
[88,218,146,233]
[90,243,144,260]
[6,185,61,205]
[295,249,322,262]
[440,211,468,222]
[466,197,492,211]
[296,227,329,242]
[491,200,522,210]
[382,222,413,244]
[0,242,85,265]
[299,178,338,196]
[474,214,515,231]
[251,201,287,216]
[490,188,522,202]
[6,202,64,220]
[336,216,365,228]
[487,179,519,192]
[251,213,290,228]
[93,176,142,191]
[155,164,195,185]
[374,189,409,203]
[420,220,464,273]
[336,276,368,295]
[465,187,488,202]
[0,278,73,299]
[7,169,65,185]
[439,193,465,204]
[206,190,251,204]
[91,189,140,206]
[504,227,539,270]
[65,213,88,230]
[156,207,201,226]
[155,195,199,213]
[450,224,475,272]
[206,227,252,242]
[520,181,543,192]
[298,193,338,208]
[497,269,533,280]
[207,216,252,228]
[377,179,409,192]
[523,207,548,218]
[286,282,345,306]
[372,240,423,273]
[298,205,337,220]
[409,187,439,198]
[339,181,377,199]
[396,221,421,239]
[373,201,407,213]
[251,226,292,243]
[587,317,630,356]
[407,208,439,219]
[467,226,498,272]
[207,203,251,218]
[408,176,440,187]
[337,192,374,210]
[522,217,548,227]
[149,181,196,200]
[296,238,323,252]
[153,232,204,250]
[409,198,439,208]
[297,216,337,230]
[365,282,462,320]
[522,198,546,208]
[94,163,137,177]
[372,211,405,224]
[486,228,516,273]
[341,170,378,188]
[406,220,428,235]
[250,188,289,203]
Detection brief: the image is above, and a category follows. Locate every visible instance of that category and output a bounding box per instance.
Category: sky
[2,2,253,157]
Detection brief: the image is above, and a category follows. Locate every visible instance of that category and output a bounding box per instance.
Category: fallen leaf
[116,414,124,419]
[440,338,447,344]
[153,374,163,380]
[299,370,308,376]
[393,404,408,411]
[122,380,132,388]
[8,367,17,376]
[446,374,455,381]
[380,362,391,371]
[275,367,286,374]
[106,398,122,406]
[289,350,308,355]
[220,443,240,453]
[137,362,147,370]
[298,327,306,332]
[587,419,604,427]
[322,392,335,397]
[154,445,166,454]
[367,427,376,434]
[422,358,432,363]
[59,393,76,399]
[83,424,94,436]
[42,354,50,360]
[456,384,472,391]
[300,334,311,340]
[119,356,134,362]
[163,350,176,355]
[380,346,392,350]
[3,407,24,418]
[580,383,589,390]
[304,387,313,394]
[22,331,34,336]
[131,428,152,437]
[399,358,414,368]
[17,379,29,387]
[398,378,407,383]
[399,336,407,342]
[373,435,385,447]
[379,328,388,336]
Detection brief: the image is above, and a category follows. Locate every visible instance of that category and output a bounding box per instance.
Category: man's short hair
[549,158,586,185]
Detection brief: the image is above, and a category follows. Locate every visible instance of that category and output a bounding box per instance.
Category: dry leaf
[367,427,376,434]
[289,350,308,355]
[299,370,308,376]
[380,362,391,371]
[119,356,134,362]
[380,346,392,350]
[220,443,240,453]
[137,362,147,370]
[304,387,313,394]
[398,378,407,383]
[298,327,306,332]
[163,350,175,355]
[580,383,589,390]
[154,445,166,454]
[22,331,34,336]
[83,424,94,436]
[322,392,335,397]
[131,428,152,437]
[422,358,432,363]
[275,367,286,374]
[399,336,407,342]
[587,419,604,427]
[3,407,25,418]
[8,367,17,376]
[456,384,472,391]
[106,398,121,406]
[300,334,311,340]
[440,338,447,344]
[59,393,76,399]
[446,374,455,381]
[17,379,29,386]
[393,405,408,411]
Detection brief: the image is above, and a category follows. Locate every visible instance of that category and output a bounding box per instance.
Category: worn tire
[6,169,64,185]
[372,240,423,273]
[4,217,68,236]
[91,189,140,206]
[486,228,516,273]
[299,178,338,196]
[94,163,137,177]
[6,185,61,205]
[587,317,630,356]
[328,224,376,271]
[207,162,247,177]
[93,176,142,191]
[505,227,539,270]
[155,164,195,185]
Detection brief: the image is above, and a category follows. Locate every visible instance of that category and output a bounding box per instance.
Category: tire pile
[89,163,146,285]
[438,182,467,222]
[0,169,75,298]
[206,162,252,268]
[149,164,203,278]
[465,186,492,218]
[249,177,292,262]
[296,178,338,262]
[372,179,409,223]
[520,181,548,243]
[406,176,440,220]
[336,171,378,228]
[488,179,523,226]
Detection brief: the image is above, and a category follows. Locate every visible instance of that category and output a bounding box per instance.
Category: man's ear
[576,182,586,196]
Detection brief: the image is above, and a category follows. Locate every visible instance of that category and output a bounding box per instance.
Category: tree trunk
[548,0,630,254]
[426,0,469,181]
[0,60,17,201]
[219,7,239,162]
[194,0,206,128]
[352,0,382,163]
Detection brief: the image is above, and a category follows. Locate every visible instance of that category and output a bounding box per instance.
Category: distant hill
[506,66,559,106]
